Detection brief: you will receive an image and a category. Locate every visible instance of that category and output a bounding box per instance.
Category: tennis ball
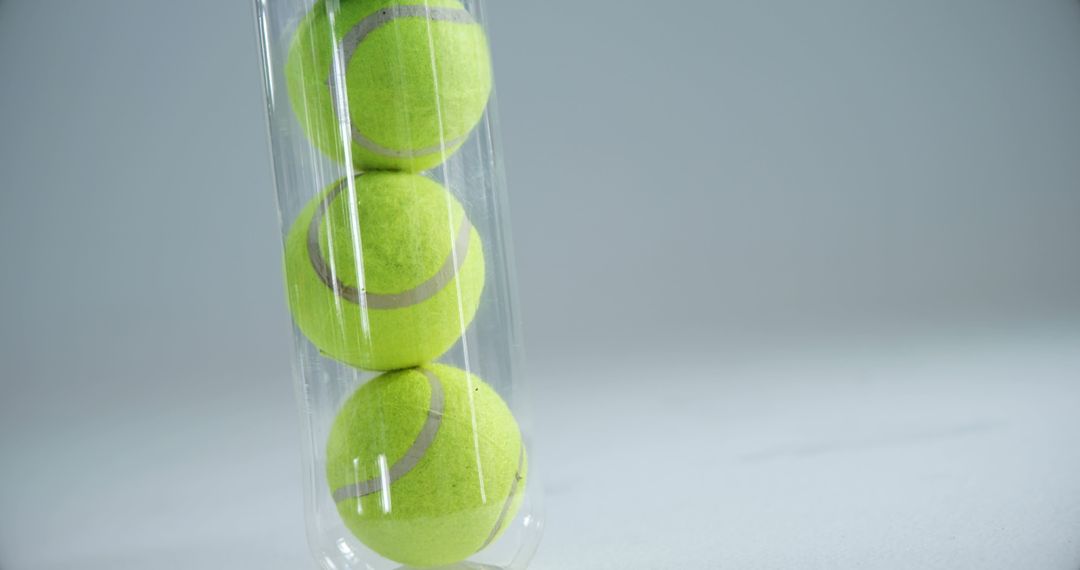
[327,364,527,568]
[284,172,485,371]
[286,0,493,172]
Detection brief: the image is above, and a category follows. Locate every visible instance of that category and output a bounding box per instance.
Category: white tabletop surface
[3,328,1079,570]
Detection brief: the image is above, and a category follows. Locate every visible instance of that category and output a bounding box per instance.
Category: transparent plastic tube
[252,1,543,568]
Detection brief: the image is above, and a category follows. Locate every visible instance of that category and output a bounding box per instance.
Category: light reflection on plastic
[378,454,392,513]
[334,535,360,565]
[352,457,363,514]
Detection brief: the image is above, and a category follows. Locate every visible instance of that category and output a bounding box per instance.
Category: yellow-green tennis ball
[286,0,493,172]
[284,173,485,371]
[327,364,527,568]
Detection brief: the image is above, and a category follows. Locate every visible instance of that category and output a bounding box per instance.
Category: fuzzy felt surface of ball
[284,172,485,371]
[286,0,492,171]
[327,364,527,567]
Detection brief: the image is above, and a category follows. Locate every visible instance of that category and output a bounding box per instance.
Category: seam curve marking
[327,6,477,159]
[480,443,525,549]
[307,175,473,310]
[332,368,446,503]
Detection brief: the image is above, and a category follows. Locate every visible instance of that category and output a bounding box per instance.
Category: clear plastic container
[252,1,544,568]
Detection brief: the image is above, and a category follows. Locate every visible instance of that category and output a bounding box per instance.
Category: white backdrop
[2,0,1079,568]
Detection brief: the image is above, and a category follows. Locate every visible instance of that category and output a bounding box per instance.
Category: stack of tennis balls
[282,0,527,567]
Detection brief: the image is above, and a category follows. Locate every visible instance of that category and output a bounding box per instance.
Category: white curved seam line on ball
[332,369,446,503]
[327,6,476,159]
[480,444,525,549]
[307,176,474,310]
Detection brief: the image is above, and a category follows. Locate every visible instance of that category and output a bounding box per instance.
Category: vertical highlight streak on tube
[377,454,392,513]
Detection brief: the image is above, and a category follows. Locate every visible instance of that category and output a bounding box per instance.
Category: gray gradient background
[2,1,1080,569]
